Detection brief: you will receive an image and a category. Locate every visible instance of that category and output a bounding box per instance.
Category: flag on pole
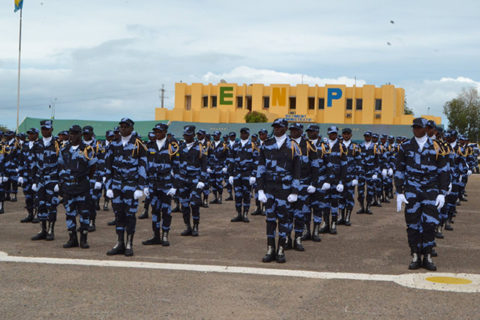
[14,0,23,12]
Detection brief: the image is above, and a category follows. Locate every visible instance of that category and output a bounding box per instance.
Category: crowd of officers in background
[0,118,478,270]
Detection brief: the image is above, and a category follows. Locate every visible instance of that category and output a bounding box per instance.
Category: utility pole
[160,84,165,108]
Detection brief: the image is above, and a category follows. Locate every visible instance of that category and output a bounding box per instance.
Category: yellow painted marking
[426,277,472,285]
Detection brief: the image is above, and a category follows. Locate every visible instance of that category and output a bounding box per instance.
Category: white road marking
[0,251,479,293]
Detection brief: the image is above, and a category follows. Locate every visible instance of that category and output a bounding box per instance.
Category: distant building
[155,82,441,125]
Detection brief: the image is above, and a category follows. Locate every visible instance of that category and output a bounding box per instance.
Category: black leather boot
[365,203,373,214]
[192,223,199,237]
[80,230,90,249]
[142,228,162,245]
[356,199,365,214]
[435,224,444,239]
[88,219,96,232]
[217,194,222,204]
[46,221,55,241]
[31,221,48,240]
[319,211,330,233]
[21,208,34,223]
[32,208,39,223]
[161,230,170,247]
[202,195,209,208]
[95,199,100,211]
[251,200,262,215]
[0,201,4,214]
[329,216,337,235]
[382,191,390,203]
[210,192,219,204]
[12,193,18,202]
[242,208,250,223]
[262,238,276,263]
[63,230,79,248]
[139,206,149,219]
[285,234,293,250]
[408,252,422,270]
[124,234,134,256]
[107,218,116,226]
[181,223,192,236]
[106,232,125,255]
[422,253,437,271]
[302,222,311,241]
[293,235,305,251]
[344,209,352,226]
[312,223,321,242]
[337,209,345,225]
[231,208,243,222]
[172,199,181,212]
[225,192,233,201]
[276,238,286,263]
[103,198,109,211]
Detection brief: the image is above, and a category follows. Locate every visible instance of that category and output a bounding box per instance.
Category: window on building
[185,95,191,111]
[356,98,363,110]
[375,99,382,111]
[211,96,217,108]
[289,97,296,109]
[263,97,270,109]
[246,96,252,111]
[308,97,315,110]
[346,113,352,118]
[237,96,243,108]
[318,98,325,109]
[375,114,381,119]
[202,96,208,108]
[346,99,353,110]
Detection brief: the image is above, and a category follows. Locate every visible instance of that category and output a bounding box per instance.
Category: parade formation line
[1,251,478,293]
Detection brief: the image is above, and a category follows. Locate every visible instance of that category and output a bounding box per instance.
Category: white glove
[18,177,24,185]
[54,184,59,193]
[106,189,114,198]
[447,183,452,195]
[207,168,213,174]
[336,184,344,192]
[249,177,256,185]
[382,169,387,178]
[321,182,331,191]
[459,175,462,182]
[351,179,358,186]
[388,168,394,176]
[32,183,39,192]
[143,187,150,197]
[258,190,267,203]
[372,174,378,180]
[435,194,445,210]
[467,170,472,176]
[196,182,205,189]
[307,185,316,194]
[222,167,227,174]
[167,188,176,196]
[133,190,143,200]
[396,194,408,212]
[94,182,102,190]
[229,176,234,185]
[1,176,8,182]
[287,194,298,203]
[102,176,106,183]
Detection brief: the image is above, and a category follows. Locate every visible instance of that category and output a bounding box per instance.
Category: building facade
[155,83,441,125]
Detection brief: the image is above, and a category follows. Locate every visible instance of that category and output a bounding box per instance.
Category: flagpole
[16,8,23,133]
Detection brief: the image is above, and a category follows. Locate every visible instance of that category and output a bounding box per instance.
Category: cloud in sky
[1,0,479,129]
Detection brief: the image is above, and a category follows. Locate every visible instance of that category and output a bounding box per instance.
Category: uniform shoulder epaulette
[84,144,94,161]
[168,140,180,157]
[290,139,302,159]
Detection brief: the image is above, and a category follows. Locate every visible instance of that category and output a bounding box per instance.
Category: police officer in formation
[0,116,477,271]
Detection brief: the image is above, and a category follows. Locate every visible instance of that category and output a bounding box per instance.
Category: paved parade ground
[1,176,479,319]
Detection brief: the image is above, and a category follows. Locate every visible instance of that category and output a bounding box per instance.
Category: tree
[0,125,9,133]
[443,87,480,142]
[245,111,268,123]
[404,96,414,115]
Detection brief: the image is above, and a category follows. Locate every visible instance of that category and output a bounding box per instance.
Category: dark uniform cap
[240,127,250,134]
[448,129,458,137]
[69,125,82,134]
[113,126,120,133]
[183,125,196,135]
[327,126,338,134]
[388,135,394,140]
[306,124,319,132]
[229,131,236,137]
[119,117,134,127]
[364,131,372,136]
[223,134,228,139]
[17,133,26,139]
[271,118,288,128]
[153,123,168,131]
[371,133,379,138]
[82,125,94,134]
[289,123,304,130]
[197,129,206,135]
[459,134,467,140]
[342,128,352,134]
[148,132,155,138]
[251,133,258,138]
[59,130,69,135]
[27,128,39,134]
[212,130,221,136]
[436,127,444,134]
[258,129,268,134]
[106,130,114,137]
[40,120,53,129]
[412,117,427,128]
[5,130,15,136]
[426,120,437,128]
[381,134,388,139]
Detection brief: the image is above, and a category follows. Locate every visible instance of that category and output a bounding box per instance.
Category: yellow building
[155,83,441,125]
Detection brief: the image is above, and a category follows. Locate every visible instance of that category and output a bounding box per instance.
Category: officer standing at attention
[196,129,211,208]
[31,120,61,241]
[58,125,96,249]
[105,118,148,257]
[224,132,237,201]
[396,118,449,271]
[18,128,40,222]
[251,129,269,216]
[176,125,208,237]
[257,118,301,263]
[357,132,379,215]
[209,130,228,204]
[139,131,157,220]
[228,127,258,223]
[3,131,20,202]
[142,123,179,246]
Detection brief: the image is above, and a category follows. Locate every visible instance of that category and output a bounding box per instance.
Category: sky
[1,0,480,130]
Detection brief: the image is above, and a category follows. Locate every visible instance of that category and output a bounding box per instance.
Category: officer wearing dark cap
[370,133,386,207]
[105,118,148,257]
[224,132,237,201]
[82,125,102,231]
[18,128,40,222]
[196,129,211,207]
[175,125,208,237]
[139,131,158,220]
[257,118,301,263]
[208,130,228,204]
[357,131,380,214]
[58,125,97,249]
[2,130,20,202]
[228,127,259,223]
[100,130,115,214]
